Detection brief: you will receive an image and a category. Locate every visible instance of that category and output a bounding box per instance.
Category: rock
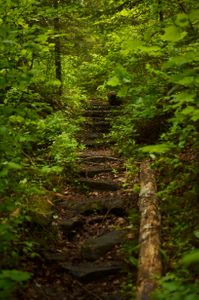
[107,91,122,106]
[86,120,110,126]
[79,178,122,191]
[102,294,123,300]
[85,121,111,133]
[87,102,111,109]
[30,211,53,226]
[84,109,111,117]
[79,132,104,140]
[59,216,83,233]
[81,230,126,260]
[57,196,128,216]
[60,261,124,282]
[44,251,69,262]
[83,139,109,148]
[80,155,120,163]
[79,167,113,177]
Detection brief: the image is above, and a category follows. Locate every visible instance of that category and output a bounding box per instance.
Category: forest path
[24,100,139,300]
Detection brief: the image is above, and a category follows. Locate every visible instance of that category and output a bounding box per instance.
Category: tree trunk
[53,0,62,95]
[158,0,163,21]
[136,159,162,300]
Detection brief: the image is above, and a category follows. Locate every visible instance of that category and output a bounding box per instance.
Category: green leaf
[194,230,199,239]
[107,76,121,87]
[128,256,138,267]
[7,162,23,170]
[182,249,199,266]
[40,165,63,175]
[175,13,189,28]
[189,9,199,25]
[140,143,174,154]
[161,26,187,42]
[173,92,195,103]
[191,109,199,122]
[121,38,143,55]
[180,106,199,121]
[177,76,194,86]
[0,270,32,282]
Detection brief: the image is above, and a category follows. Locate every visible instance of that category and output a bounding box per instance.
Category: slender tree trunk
[53,0,62,95]
[136,160,162,300]
[158,0,163,22]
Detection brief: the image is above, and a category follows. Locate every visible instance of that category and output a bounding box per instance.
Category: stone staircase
[24,100,138,300]
[80,100,117,148]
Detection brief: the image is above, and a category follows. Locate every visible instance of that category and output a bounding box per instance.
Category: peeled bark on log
[136,159,162,300]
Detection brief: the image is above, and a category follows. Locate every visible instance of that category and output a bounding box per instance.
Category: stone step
[88,100,109,106]
[78,178,122,191]
[79,132,104,140]
[84,110,112,118]
[83,139,111,148]
[81,230,126,261]
[87,104,112,110]
[86,126,109,134]
[79,155,121,163]
[84,121,110,133]
[86,116,112,123]
[57,195,132,216]
[79,167,114,177]
[85,120,110,127]
[59,261,125,282]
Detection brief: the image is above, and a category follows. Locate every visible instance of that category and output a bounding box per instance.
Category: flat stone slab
[83,140,109,148]
[81,230,126,260]
[44,251,69,262]
[80,155,120,163]
[57,196,130,216]
[102,295,123,300]
[79,167,114,177]
[60,261,124,282]
[84,110,111,117]
[85,121,110,126]
[59,216,84,232]
[79,178,122,191]
[79,132,104,140]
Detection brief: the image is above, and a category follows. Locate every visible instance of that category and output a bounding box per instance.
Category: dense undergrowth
[0,0,199,299]
[102,1,199,299]
[0,1,85,298]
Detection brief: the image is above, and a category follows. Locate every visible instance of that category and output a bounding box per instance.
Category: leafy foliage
[0,0,199,298]
[0,0,85,297]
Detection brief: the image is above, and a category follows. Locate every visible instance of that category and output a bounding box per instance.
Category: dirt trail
[23,100,138,300]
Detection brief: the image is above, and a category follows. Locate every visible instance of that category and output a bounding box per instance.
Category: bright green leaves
[107,75,121,87]
[140,143,174,154]
[180,107,199,122]
[121,38,143,55]
[40,165,63,175]
[121,37,162,57]
[107,65,131,89]
[171,74,195,87]
[175,13,189,28]
[189,9,199,27]
[172,92,195,108]
[161,25,187,42]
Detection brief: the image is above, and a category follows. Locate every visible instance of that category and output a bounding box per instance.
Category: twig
[74,279,104,300]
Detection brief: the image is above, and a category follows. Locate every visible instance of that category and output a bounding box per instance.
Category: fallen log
[136,159,162,300]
